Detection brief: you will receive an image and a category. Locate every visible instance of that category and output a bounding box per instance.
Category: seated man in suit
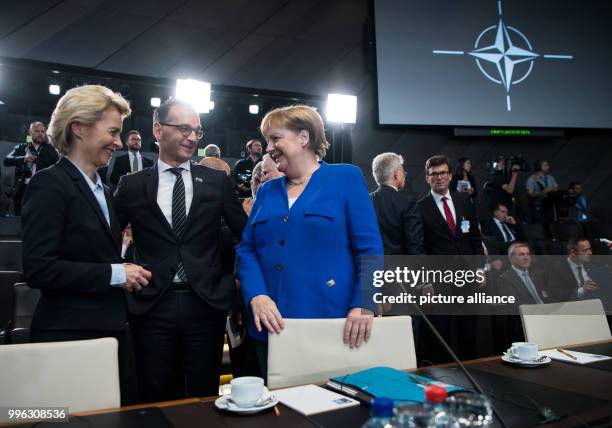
[480,203,523,253]
[550,236,604,302]
[498,242,557,306]
[110,130,153,188]
[497,242,557,341]
[370,152,424,256]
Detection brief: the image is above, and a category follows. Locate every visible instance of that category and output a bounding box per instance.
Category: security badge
[461,218,470,233]
[327,279,336,287]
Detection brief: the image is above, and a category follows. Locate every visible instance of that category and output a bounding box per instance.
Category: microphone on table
[401,281,509,428]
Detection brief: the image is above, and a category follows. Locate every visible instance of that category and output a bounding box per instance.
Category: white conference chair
[519,299,612,350]
[0,338,120,421]
[267,316,416,389]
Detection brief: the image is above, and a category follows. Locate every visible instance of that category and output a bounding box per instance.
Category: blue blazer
[237,162,383,341]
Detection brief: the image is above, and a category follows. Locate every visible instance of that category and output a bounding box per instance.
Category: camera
[236,171,252,185]
[486,154,528,175]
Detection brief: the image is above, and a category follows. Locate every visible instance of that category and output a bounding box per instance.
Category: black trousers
[129,286,226,404]
[30,327,138,406]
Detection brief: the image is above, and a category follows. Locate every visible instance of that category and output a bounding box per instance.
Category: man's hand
[584,279,598,292]
[251,295,284,334]
[24,155,36,165]
[506,215,517,225]
[123,263,152,292]
[343,308,373,349]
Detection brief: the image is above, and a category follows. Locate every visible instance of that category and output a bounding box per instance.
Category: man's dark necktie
[169,167,187,282]
[500,223,512,242]
[132,154,139,173]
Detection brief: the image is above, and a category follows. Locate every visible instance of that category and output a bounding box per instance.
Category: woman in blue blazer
[237,105,383,377]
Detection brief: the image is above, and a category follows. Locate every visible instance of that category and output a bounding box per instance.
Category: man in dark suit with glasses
[114,98,247,403]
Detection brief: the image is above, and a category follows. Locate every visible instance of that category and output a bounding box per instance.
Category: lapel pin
[195,177,203,183]
[327,279,336,287]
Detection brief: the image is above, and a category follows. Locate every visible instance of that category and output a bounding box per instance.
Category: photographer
[3,122,59,215]
[233,138,263,198]
[526,160,559,225]
[483,157,522,214]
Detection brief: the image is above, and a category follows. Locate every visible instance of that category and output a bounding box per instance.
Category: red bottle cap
[425,384,448,403]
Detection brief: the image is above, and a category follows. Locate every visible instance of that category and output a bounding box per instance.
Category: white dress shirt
[431,190,456,224]
[157,159,194,283]
[157,159,194,228]
[567,257,590,299]
[511,265,544,304]
[494,217,515,242]
[128,151,143,172]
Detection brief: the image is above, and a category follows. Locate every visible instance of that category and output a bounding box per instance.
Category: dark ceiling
[0,0,371,96]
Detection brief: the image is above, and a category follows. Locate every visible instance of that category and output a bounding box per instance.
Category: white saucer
[214,388,278,414]
[502,354,552,367]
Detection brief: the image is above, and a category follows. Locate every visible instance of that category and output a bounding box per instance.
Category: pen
[557,348,578,360]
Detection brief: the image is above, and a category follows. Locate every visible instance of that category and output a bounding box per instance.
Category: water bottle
[361,397,398,428]
[424,385,459,428]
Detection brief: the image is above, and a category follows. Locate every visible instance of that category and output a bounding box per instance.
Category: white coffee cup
[508,342,538,360]
[230,376,264,407]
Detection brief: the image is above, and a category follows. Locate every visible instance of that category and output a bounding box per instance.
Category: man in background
[110,130,153,188]
[3,121,59,215]
[370,152,424,256]
[203,144,221,158]
[234,139,263,198]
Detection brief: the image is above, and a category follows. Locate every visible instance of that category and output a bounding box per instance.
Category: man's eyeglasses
[159,123,204,140]
[427,171,450,178]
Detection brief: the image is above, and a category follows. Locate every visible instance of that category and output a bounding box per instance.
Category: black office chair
[0,240,22,271]
[0,271,22,344]
[0,216,21,239]
[482,235,506,256]
[543,239,568,256]
[9,282,40,344]
[522,224,546,255]
[549,222,583,241]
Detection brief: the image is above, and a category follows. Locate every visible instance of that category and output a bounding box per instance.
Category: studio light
[175,79,211,113]
[150,97,161,107]
[49,84,61,95]
[326,94,357,124]
[249,104,259,115]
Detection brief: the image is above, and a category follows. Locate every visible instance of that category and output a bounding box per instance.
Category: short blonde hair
[48,85,131,155]
[260,105,329,160]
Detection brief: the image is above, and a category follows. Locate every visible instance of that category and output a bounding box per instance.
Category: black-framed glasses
[159,122,204,140]
[427,171,450,178]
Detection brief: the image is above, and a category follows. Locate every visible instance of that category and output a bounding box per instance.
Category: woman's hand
[251,295,285,334]
[343,308,373,348]
[123,263,152,292]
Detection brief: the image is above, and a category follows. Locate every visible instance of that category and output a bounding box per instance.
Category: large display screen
[374,0,612,128]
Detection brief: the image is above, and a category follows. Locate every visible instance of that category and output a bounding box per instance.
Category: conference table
[10,340,612,428]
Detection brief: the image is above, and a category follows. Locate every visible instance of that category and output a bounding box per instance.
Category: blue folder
[330,366,464,403]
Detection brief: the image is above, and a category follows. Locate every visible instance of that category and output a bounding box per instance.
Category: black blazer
[496,267,557,310]
[370,185,424,255]
[3,142,59,182]
[110,152,153,188]
[114,163,247,314]
[548,259,590,302]
[480,218,523,243]
[21,157,126,331]
[418,191,484,256]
